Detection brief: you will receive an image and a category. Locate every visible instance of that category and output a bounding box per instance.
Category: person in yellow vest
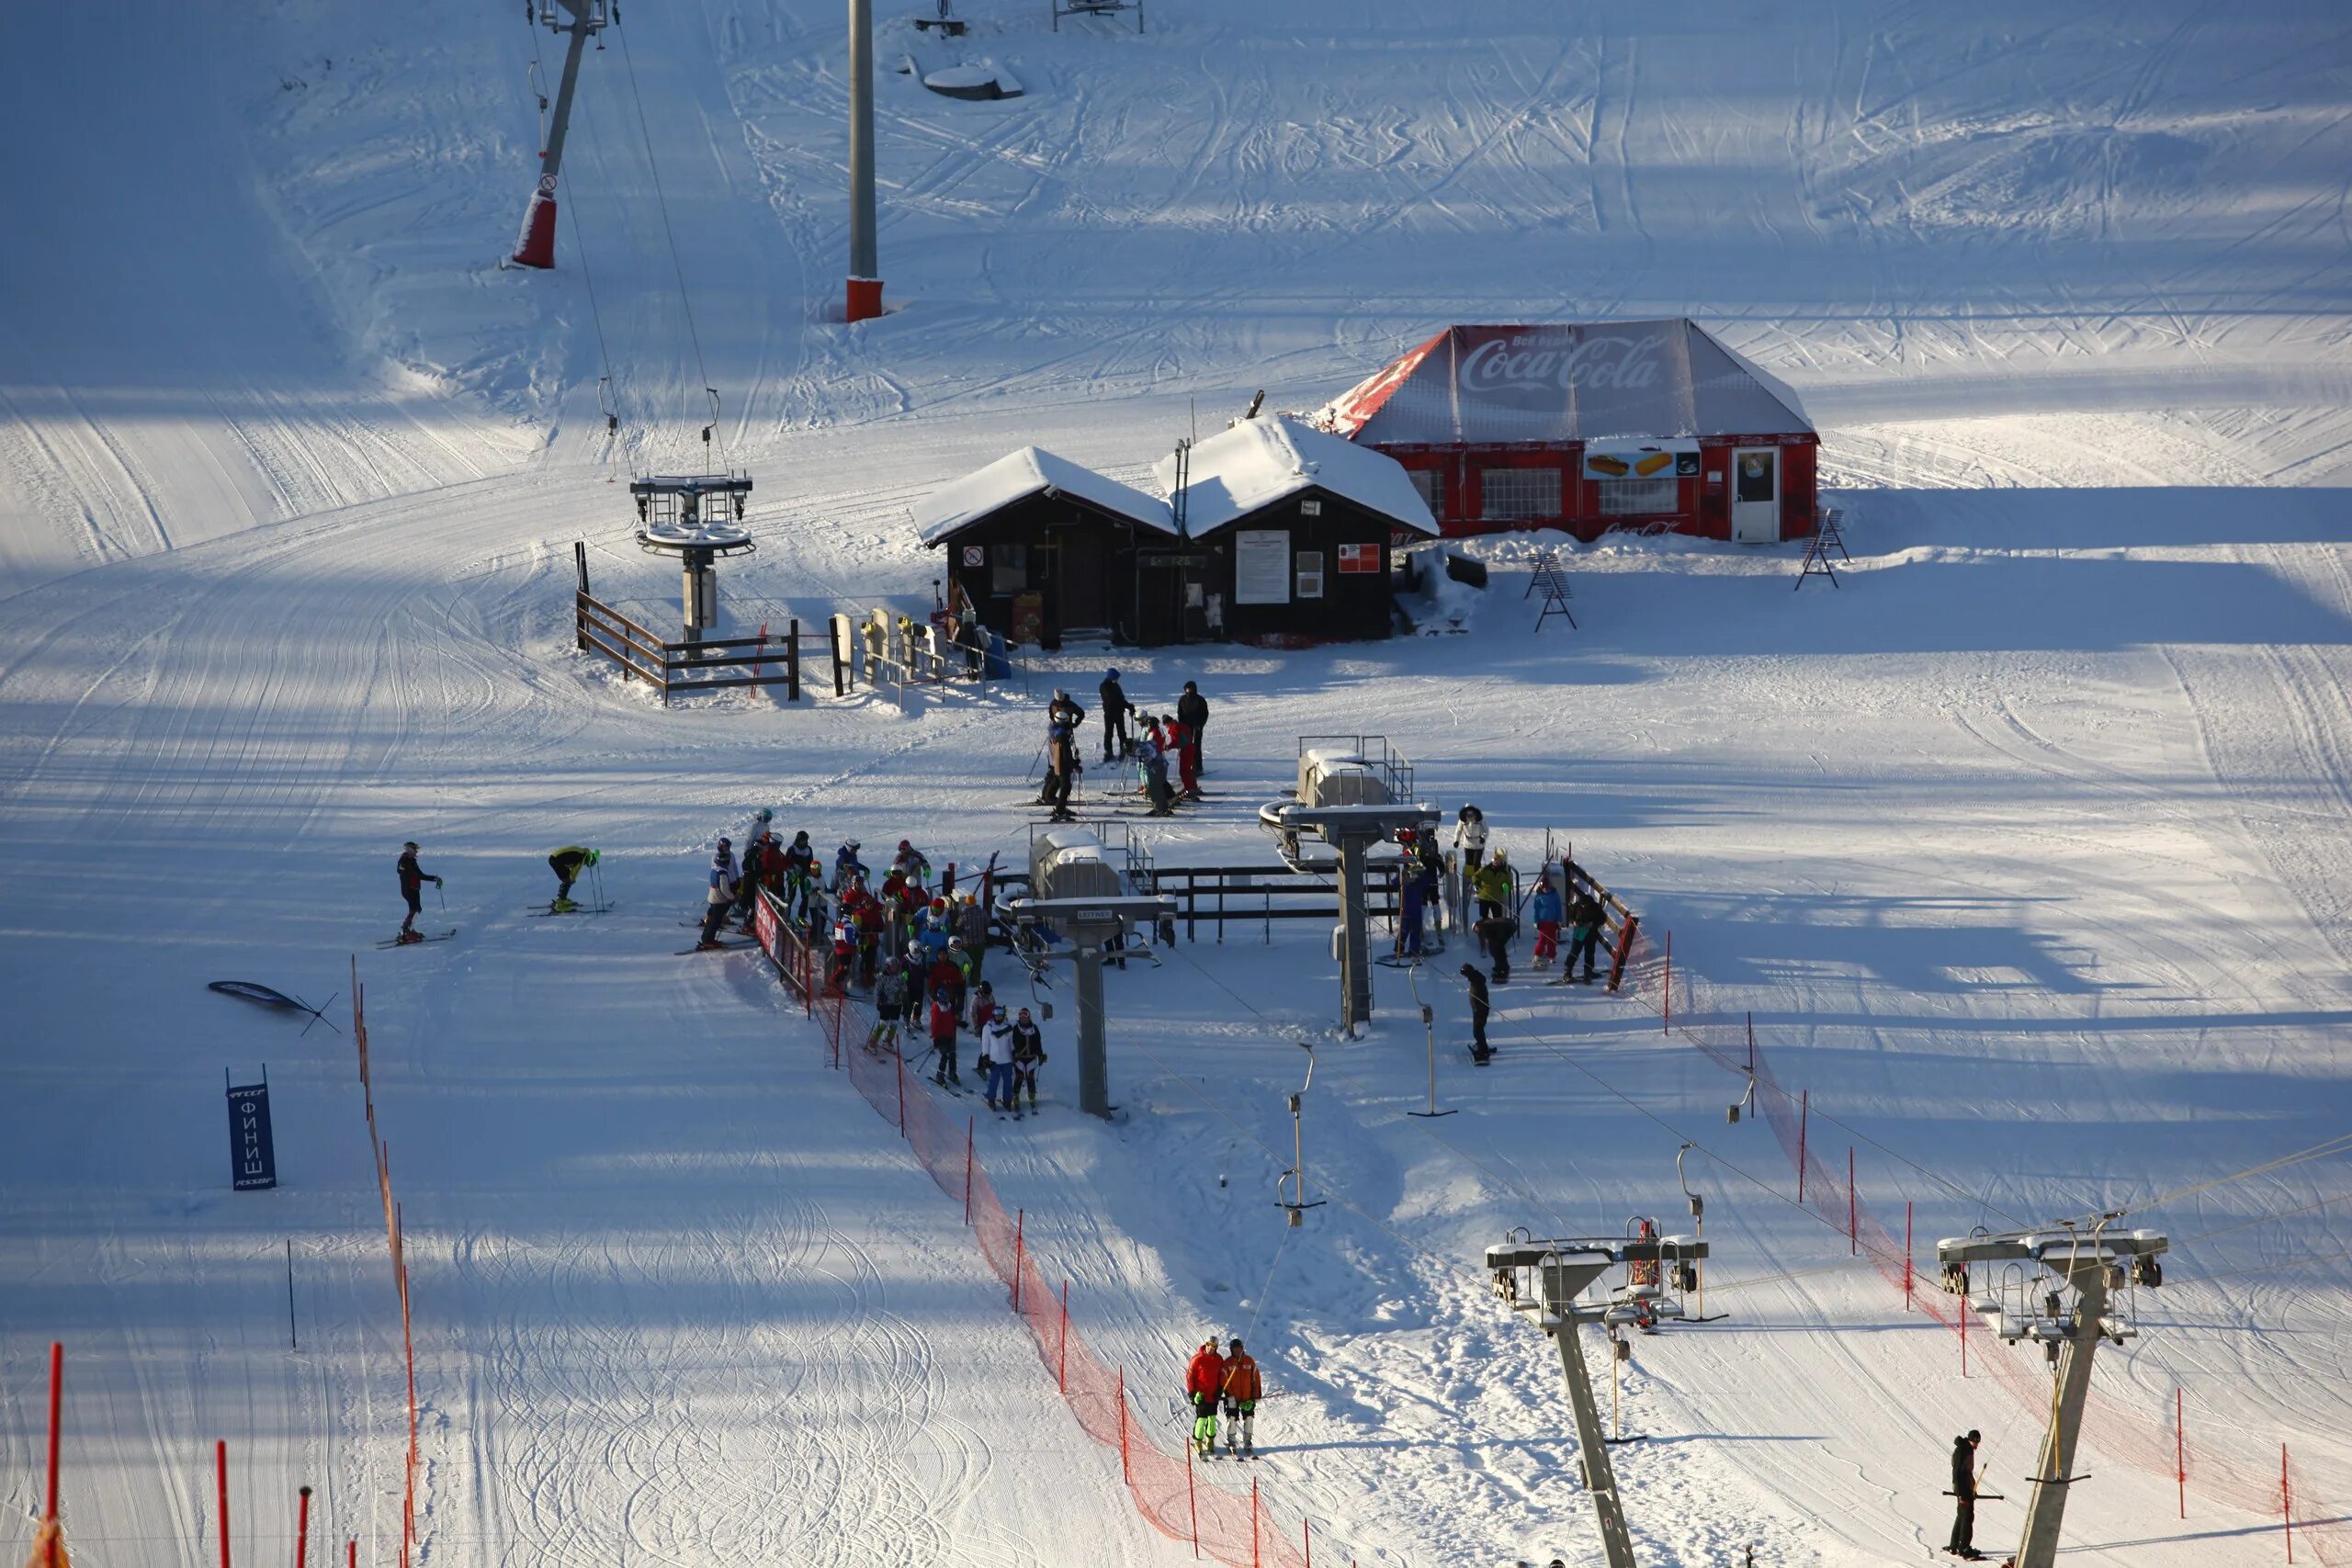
[547,846,598,913]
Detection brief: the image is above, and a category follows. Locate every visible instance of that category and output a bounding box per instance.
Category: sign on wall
[962,545,984,568]
[226,1070,277,1190]
[1336,543,1382,574]
[1581,438,1701,481]
[1233,530,1290,605]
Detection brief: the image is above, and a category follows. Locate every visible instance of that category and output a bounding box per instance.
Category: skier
[734,832,769,927]
[1565,886,1606,985]
[1453,805,1488,870]
[1396,844,1429,959]
[1220,1337,1262,1457]
[1048,686,1087,737]
[979,1012,1016,1111]
[892,839,932,886]
[695,840,739,950]
[1185,1337,1227,1459]
[1460,964,1493,1063]
[1137,721,1176,817]
[1476,905,1513,984]
[394,841,442,942]
[856,892,887,987]
[955,891,989,981]
[1009,1005,1046,1112]
[1176,681,1209,775]
[547,846,598,912]
[1528,872,1562,969]
[1471,849,1513,923]
[870,955,910,1055]
[1948,1430,1984,1560]
[1044,722,1080,823]
[1098,668,1132,761]
[1164,712,1201,799]
[968,978,1000,1036]
[928,990,964,1088]
[832,840,868,892]
[827,907,855,993]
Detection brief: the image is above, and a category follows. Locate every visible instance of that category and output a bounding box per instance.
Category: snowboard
[379,930,457,948]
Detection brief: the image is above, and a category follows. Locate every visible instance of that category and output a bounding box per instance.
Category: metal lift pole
[1071,936,1109,1117]
[844,0,883,320]
[1541,1256,1640,1568]
[2017,1256,2109,1568]
[1002,894,1176,1121]
[1335,833,1371,1032]
[511,1,604,269]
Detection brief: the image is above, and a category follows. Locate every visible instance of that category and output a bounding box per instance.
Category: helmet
[718,837,732,850]
[931,897,947,911]
[843,840,860,851]
[1106,667,1119,681]
[899,840,913,852]
[794,829,809,841]
[1227,1337,1244,1351]
[755,807,773,822]
[948,936,965,950]
[401,840,419,852]
[585,850,601,866]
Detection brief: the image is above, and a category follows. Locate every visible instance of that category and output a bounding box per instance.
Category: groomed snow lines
[753,890,1352,1568]
[1612,931,2345,1565]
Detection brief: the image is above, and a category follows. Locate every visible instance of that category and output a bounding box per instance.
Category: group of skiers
[1183,1335,1264,1459]
[1037,673,1210,821]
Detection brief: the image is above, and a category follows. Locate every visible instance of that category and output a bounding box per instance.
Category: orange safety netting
[1621,929,2340,1562]
[760,891,1338,1568]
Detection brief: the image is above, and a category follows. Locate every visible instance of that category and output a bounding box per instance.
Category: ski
[379,930,457,948]
[532,903,615,917]
[676,942,755,955]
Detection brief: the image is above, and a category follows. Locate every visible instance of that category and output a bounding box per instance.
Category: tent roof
[1150,414,1439,536]
[1311,319,1813,446]
[913,446,1175,547]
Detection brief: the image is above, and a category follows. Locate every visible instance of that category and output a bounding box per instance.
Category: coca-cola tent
[1312,320,1818,544]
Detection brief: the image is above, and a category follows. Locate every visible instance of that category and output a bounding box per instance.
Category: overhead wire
[2115,1131,2352,1224]
[612,10,724,464]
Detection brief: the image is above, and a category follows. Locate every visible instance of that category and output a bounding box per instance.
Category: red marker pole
[1662,931,1672,1034]
[296,1485,311,1568]
[1012,1210,1025,1313]
[1058,1280,1069,1393]
[1796,1091,1809,1204]
[2177,1387,2186,1518]
[1117,1367,1130,1484]
[964,1118,975,1225]
[45,1342,62,1528]
[1186,1444,1200,1558]
[1904,1202,1914,1310]
[2283,1443,2293,1563]
[217,1440,232,1568]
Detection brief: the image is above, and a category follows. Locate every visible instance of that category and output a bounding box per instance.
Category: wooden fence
[572,545,799,706]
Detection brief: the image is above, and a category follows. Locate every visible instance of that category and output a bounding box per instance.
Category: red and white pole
[845,0,884,320]
[511,3,603,268]
[217,1440,232,1568]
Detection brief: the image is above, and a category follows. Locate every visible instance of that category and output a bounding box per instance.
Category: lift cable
[613,10,724,465]
[2103,1130,2352,1228]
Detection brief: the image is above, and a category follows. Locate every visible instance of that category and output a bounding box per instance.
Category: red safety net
[1619,929,2344,1562]
[762,891,1335,1568]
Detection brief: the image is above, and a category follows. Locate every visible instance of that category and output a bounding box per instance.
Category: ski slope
[3,1,2350,1564]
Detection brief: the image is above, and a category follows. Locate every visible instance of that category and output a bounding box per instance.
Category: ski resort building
[1312,320,1820,544]
[917,418,1437,648]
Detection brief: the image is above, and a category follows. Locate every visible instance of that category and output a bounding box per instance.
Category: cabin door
[1730,448,1781,542]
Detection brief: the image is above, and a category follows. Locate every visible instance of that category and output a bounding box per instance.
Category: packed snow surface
[3,1,2349,1566]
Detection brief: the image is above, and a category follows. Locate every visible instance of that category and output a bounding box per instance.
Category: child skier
[929,991,963,1088]
[695,840,739,950]
[1009,1006,1046,1112]
[395,842,442,942]
[1529,872,1562,968]
[869,955,910,1055]
[1185,1337,1227,1459]
[832,840,868,892]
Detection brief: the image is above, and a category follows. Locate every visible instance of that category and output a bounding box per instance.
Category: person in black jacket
[1947,1430,1983,1559]
[1099,668,1132,761]
[395,842,442,942]
[1459,964,1492,1062]
[1176,682,1209,775]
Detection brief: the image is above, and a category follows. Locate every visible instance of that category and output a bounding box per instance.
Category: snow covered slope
[3,1,2349,1565]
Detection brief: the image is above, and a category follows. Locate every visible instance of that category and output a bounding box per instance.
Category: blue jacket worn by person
[1530,885,1563,925]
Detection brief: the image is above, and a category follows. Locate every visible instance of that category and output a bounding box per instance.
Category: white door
[1730,447,1780,542]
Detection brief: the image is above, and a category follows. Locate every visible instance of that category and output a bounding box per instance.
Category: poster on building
[1336,543,1382,574]
[1582,438,1701,481]
[1234,530,1290,604]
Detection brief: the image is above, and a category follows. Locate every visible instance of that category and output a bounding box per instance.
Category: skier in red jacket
[1185,1337,1227,1458]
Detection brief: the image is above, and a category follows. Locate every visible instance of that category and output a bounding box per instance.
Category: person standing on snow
[395,841,442,942]
[1220,1337,1262,1457]
[928,990,964,1088]
[1137,720,1176,817]
[1528,872,1562,969]
[1163,712,1200,799]
[1460,964,1493,1063]
[1397,837,1430,959]
[832,840,868,893]
[1099,668,1133,761]
[1175,681,1209,775]
[968,978,1000,1036]
[547,846,596,913]
[1044,722,1080,822]
[1471,849,1512,924]
[1453,805,1488,871]
[891,839,932,887]
[1185,1337,1227,1459]
[1009,1006,1046,1111]
[979,1012,1016,1111]
[1564,886,1606,985]
[870,955,910,1055]
[1947,1430,1984,1560]
[696,840,740,950]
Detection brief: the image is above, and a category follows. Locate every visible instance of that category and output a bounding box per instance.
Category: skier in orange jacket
[1184,1337,1227,1458]
[1220,1337,1263,1458]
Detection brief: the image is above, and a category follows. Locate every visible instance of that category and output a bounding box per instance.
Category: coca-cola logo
[1458,333,1664,407]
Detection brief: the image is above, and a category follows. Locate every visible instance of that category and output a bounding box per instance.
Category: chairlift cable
[613,11,724,466]
[2109,1131,2352,1225]
[2174,1189,2350,1247]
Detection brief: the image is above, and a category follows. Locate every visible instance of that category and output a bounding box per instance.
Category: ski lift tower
[1002,895,1177,1120]
[1259,737,1432,1034]
[1936,1223,2168,1568]
[510,0,610,269]
[1485,1229,1711,1568]
[632,472,754,656]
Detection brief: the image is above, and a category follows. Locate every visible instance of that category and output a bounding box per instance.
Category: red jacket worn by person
[1185,1344,1227,1402]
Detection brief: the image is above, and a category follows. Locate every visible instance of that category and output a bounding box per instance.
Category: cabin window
[1479,468,1561,521]
[1295,551,1326,599]
[990,542,1028,594]
[1597,477,1679,516]
[1408,468,1446,516]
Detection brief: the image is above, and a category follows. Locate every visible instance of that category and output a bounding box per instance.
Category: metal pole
[1336,835,1372,1031]
[510,3,596,266]
[1012,1210,1025,1313]
[1059,1280,1069,1393]
[1905,1203,1914,1310]
[1549,1314,1638,1568]
[1076,942,1110,1119]
[844,0,882,320]
[2015,1258,2111,1568]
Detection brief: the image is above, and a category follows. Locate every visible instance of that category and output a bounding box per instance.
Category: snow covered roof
[1311,320,1813,446]
[1150,414,1439,537]
[913,446,1175,547]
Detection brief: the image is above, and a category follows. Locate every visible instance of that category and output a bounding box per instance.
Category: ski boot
[397,930,424,945]
[552,897,578,914]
